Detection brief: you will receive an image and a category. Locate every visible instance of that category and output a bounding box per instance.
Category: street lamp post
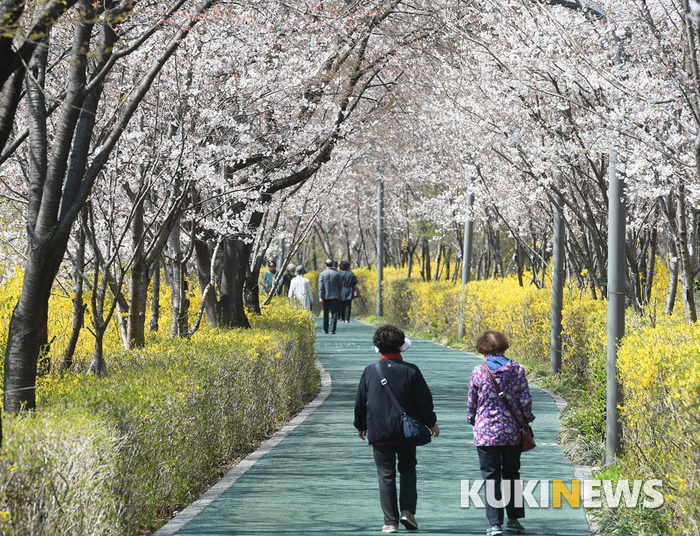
[377,181,384,318]
[605,151,625,465]
[458,189,475,340]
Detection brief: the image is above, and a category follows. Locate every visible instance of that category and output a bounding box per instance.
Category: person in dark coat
[354,325,440,533]
[282,263,296,295]
[317,259,342,334]
[338,260,358,323]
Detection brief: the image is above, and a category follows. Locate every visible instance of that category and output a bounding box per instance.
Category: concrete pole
[458,192,475,340]
[605,151,625,465]
[278,238,285,268]
[550,180,565,374]
[377,181,384,318]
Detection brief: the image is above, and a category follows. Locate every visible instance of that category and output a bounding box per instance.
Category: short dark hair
[475,331,509,355]
[339,260,350,270]
[373,325,406,354]
[268,261,277,268]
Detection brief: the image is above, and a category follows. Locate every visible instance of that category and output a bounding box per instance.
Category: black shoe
[400,511,418,530]
[330,331,336,334]
[323,330,329,334]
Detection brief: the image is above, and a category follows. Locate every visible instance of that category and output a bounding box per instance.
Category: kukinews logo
[461,479,664,509]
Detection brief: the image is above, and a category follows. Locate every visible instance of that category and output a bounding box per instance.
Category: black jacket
[354,357,437,444]
[339,270,358,301]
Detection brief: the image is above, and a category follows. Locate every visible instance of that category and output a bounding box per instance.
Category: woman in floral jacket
[467,331,535,536]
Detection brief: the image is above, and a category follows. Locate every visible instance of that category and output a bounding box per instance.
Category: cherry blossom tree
[2,0,222,414]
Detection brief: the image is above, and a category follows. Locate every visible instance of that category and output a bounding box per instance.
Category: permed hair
[475,331,510,355]
[373,324,406,354]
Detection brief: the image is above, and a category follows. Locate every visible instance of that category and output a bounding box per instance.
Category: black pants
[373,444,417,525]
[477,445,524,526]
[340,300,352,321]
[322,299,339,333]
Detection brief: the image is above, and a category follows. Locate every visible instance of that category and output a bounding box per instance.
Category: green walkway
[156,320,592,536]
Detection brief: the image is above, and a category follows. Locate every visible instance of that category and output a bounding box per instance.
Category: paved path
[157,320,592,535]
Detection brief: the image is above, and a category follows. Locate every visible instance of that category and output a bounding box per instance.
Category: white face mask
[374,338,412,353]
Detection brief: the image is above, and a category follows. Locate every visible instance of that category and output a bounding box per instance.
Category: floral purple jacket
[466,357,535,446]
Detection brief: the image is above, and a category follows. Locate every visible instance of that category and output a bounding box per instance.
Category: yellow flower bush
[617,316,700,533]
[359,269,607,378]
[0,284,318,535]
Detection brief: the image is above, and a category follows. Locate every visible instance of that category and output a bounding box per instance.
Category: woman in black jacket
[354,325,440,533]
[339,260,358,323]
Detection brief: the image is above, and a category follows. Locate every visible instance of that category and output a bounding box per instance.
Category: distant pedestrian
[282,263,296,295]
[338,260,358,323]
[262,261,282,296]
[332,260,339,270]
[354,325,440,534]
[466,331,534,536]
[318,259,342,334]
[288,265,313,311]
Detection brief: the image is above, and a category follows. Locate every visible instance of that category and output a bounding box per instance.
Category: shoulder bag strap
[481,363,525,429]
[374,362,406,415]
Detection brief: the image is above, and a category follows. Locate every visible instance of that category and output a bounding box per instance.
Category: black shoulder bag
[374,362,432,446]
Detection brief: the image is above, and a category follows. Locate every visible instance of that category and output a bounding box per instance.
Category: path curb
[538,386,601,536]
[154,359,332,536]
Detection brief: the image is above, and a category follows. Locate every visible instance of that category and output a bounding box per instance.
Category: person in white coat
[288,265,313,311]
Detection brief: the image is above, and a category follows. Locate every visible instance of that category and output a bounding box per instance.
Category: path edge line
[153,358,332,536]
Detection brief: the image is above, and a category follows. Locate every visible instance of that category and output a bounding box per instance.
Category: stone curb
[538,386,601,536]
[153,359,333,535]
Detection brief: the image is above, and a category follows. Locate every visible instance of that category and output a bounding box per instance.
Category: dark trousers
[373,444,417,525]
[340,300,352,321]
[322,299,339,333]
[477,445,524,526]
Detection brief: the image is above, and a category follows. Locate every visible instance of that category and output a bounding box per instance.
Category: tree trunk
[676,185,698,323]
[445,248,452,281]
[3,245,61,412]
[194,238,219,327]
[433,244,443,282]
[422,237,431,281]
[220,237,252,328]
[61,208,87,372]
[127,194,146,348]
[645,226,657,303]
[665,238,679,315]
[515,242,524,287]
[166,222,187,337]
[149,257,161,334]
[244,255,264,315]
[311,232,319,271]
[343,224,352,265]
[86,328,107,376]
[3,28,54,413]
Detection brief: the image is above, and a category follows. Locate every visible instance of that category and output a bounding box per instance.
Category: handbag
[374,363,432,446]
[352,286,360,298]
[481,364,536,452]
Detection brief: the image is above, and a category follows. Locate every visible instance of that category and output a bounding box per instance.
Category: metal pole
[278,238,285,268]
[605,151,625,465]
[550,178,565,374]
[377,181,384,318]
[458,191,475,340]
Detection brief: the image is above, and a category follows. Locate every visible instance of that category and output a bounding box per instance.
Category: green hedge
[0,301,319,535]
